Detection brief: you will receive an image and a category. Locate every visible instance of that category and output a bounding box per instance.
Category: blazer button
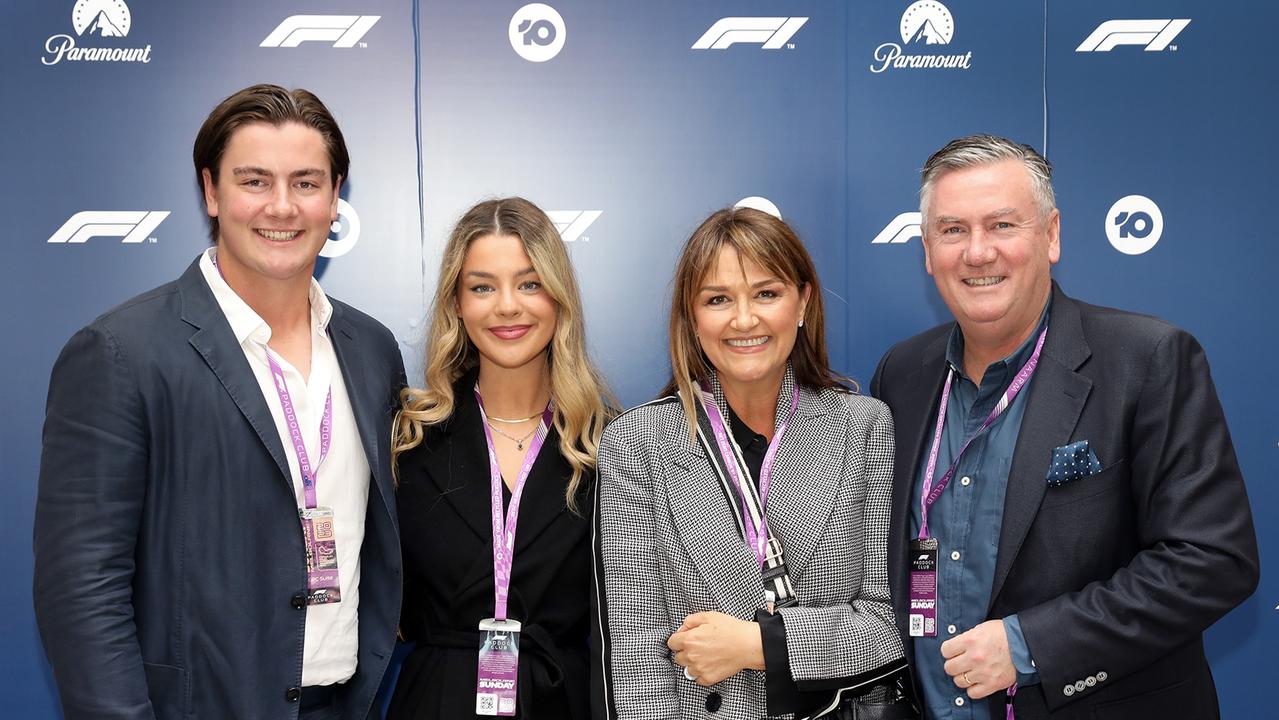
[1063,685,1075,697]
[285,687,301,702]
[291,594,306,610]
[705,691,722,712]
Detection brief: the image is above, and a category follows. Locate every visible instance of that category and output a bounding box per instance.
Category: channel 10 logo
[509,4,565,62]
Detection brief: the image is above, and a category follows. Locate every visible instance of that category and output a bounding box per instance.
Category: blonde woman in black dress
[389,197,612,719]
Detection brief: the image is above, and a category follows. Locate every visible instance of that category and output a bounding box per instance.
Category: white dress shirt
[200,248,368,686]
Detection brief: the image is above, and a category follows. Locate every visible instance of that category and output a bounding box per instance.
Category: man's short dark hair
[192,84,350,242]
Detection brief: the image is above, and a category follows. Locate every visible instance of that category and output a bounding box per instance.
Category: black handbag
[812,668,919,720]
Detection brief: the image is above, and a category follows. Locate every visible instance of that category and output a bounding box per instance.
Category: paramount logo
[43,0,152,66]
[869,1,971,74]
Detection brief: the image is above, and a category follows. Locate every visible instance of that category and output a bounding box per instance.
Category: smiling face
[923,158,1060,349]
[692,245,810,398]
[457,233,558,374]
[201,121,339,287]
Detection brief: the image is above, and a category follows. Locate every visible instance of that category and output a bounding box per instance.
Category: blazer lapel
[765,386,840,581]
[665,440,766,618]
[179,259,292,486]
[329,307,396,518]
[510,435,571,558]
[425,397,504,605]
[989,287,1093,609]
[886,332,949,623]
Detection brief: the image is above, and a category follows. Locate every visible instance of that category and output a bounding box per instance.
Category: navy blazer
[34,257,406,720]
[871,284,1259,719]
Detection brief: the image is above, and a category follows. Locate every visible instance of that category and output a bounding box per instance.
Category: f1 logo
[47,211,170,244]
[1076,20,1190,52]
[692,17,808,50]
[546,210,601,243]
[260,16,381,48]
[871,212,922,244]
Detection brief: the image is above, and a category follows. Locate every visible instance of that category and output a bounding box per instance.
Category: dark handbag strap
[687,390,799,608]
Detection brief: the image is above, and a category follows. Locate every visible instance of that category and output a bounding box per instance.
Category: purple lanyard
[918,328,1047,539]
[264,350,333,509]
[697,380,800,568]
[212,250,333,508]
[475,387,555,622]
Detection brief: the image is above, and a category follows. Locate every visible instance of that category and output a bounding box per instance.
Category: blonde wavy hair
[661,207,853,437]
[393,197,614,512]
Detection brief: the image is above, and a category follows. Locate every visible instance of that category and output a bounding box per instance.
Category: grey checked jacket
[593,369,904,719]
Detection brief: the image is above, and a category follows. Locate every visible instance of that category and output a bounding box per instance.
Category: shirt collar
[946,293,1052,381]
[198,248,332,347]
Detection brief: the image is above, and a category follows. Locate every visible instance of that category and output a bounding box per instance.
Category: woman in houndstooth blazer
[593,208,907,720]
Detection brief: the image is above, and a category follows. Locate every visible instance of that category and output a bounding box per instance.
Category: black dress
[388,383,592,720]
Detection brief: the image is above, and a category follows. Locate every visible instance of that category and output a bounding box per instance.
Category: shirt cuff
[756,608,803,715]
[1003,614,1040,686]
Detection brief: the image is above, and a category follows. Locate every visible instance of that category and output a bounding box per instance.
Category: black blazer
[390,381,591,720]
[34,257,406,720]
[871,284,1259,720]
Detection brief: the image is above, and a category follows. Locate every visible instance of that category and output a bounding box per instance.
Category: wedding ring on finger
[683,667,696,682]
[962,672,973,688]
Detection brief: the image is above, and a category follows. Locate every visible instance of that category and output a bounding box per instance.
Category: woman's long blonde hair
[662,207,852,437]
[393,197,614,511]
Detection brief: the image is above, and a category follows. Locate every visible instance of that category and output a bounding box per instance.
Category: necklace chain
[485,411,542,424]
[487,419,538,450]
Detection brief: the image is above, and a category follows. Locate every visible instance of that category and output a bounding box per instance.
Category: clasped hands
[667,611,765,687]
[941,619,1017,699]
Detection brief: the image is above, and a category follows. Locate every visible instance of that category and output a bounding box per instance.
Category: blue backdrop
[2,1,1273,716]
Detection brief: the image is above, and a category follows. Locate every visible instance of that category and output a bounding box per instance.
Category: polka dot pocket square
[1046,440,1103,487]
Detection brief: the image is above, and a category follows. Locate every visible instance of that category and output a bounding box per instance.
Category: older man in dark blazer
[33,85,404,719]
[870,135,1258,719]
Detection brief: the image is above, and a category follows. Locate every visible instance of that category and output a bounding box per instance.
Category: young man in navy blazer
[34,84,405,720]
[871,135,1258,719]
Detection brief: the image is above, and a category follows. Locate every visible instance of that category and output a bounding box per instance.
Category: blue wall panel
[1,1,1272,716]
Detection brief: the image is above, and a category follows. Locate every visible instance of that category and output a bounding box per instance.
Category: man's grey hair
[919,135,1056,225]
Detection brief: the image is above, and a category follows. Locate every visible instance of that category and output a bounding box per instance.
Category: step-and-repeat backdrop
[3,1,1273,716]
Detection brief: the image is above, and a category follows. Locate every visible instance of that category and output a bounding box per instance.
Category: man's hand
[666,611,764,686]
[940,619,1017,699]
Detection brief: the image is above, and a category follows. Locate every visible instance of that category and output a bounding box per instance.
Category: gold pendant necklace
[487,420,538,450]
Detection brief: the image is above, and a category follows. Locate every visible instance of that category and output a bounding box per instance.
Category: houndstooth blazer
[592,368,904,720]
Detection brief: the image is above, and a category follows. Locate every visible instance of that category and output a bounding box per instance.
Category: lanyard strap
[264,350,333,509]
[697,380,799,568]
[213,250,333,509]
[475,386,555,622]
[918,328,1047,539]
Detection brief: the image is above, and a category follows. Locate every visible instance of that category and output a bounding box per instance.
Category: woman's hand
[666,611,765,686]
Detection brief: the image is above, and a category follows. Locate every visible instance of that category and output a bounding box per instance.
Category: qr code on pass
[476,694,497,715]
[909,614,924,636]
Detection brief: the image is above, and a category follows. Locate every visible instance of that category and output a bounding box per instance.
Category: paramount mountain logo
[869,1,971,73]
[43,0,152,66]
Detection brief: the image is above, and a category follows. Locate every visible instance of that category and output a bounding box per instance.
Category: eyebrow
[464,267,537,280]
[700,278,783,292]
[231,166,328,179]
[934,207,1020,224]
